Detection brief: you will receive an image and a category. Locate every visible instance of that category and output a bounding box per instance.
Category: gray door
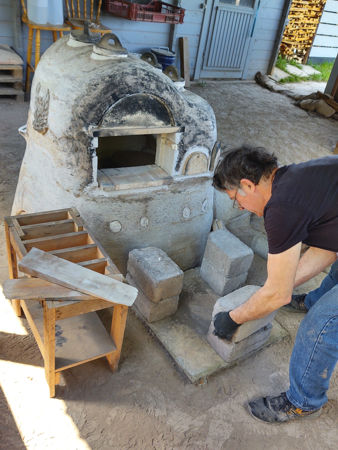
[196,0,258,79]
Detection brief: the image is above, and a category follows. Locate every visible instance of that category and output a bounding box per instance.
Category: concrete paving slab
[299,64,321,75]
[135,268,288,383]
[270,67,289,82]
[285,64,308,77]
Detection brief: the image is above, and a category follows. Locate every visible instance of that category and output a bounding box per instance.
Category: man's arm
[294,246,337,287]
[230,242,302,324]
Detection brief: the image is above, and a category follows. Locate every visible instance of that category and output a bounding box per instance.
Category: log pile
[280,0,327,63]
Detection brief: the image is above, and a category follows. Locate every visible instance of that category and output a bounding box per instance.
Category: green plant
[276,55,334,83]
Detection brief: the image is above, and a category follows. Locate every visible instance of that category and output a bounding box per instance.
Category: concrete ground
[1,81,338,450]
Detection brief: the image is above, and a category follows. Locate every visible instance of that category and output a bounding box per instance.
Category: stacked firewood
[280,0,327,63]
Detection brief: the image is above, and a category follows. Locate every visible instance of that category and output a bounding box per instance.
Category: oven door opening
[91,126,180,190]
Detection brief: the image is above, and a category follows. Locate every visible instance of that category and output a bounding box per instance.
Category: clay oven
[13,32,218,272]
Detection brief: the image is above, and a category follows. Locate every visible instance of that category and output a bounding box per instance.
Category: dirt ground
[1,81,338,450]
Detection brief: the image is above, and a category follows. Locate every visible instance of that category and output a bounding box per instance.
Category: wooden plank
[21,219,75,239]
[317,23,338,35]
[3,277,94,301]
[51,298,111,320]
[15,209,69,226]
[321,11,338,24]
[23,300,116,371]
[11,218,25,237]
[310,45,338,57]
[325,0,338,13]
[23,231,89,251]
[92,126,180,137]
[313,34,338,46]
[18,248,138,306]
[179,37,191,87]
[49,244,99,262]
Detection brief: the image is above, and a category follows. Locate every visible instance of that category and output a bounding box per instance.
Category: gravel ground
[0,81,338,450]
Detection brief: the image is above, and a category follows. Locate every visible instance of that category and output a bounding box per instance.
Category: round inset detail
[202,199,208,212]
[109,220,122,233]
[140,216,149,228]
[182,207,191,219]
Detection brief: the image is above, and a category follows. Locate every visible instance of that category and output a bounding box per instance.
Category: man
[212,145,338,423]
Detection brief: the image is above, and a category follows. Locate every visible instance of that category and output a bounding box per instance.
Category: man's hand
[213,311,239,340]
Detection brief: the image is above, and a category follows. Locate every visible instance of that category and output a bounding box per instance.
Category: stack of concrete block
[200,229,254,295]
[207,285,277,364]
[127,247,184,323]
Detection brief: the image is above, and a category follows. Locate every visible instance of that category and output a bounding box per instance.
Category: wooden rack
[5,208,128,397]
[280,0,326,63]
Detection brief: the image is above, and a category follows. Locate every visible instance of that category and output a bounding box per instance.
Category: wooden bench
[4,207,129,397]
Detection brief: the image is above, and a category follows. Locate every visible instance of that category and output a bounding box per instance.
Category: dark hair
[213,145,278,190]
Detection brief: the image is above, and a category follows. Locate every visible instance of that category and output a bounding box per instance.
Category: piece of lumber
[179,37,190,88]
[18,248,138,306]
[3,277,94,300]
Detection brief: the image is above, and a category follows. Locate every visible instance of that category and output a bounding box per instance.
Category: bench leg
[106,305,128,372]
[43,302,56,397]
[4,222,21,316]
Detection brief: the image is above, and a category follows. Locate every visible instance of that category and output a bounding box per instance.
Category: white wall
[310,0,338,61]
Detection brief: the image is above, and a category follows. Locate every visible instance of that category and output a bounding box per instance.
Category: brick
[127,247,184,303]
[200,260,248,295]
[200,230,253,295]
[211,285,277,343]
[127,274,179,322]
[207,323,272,363]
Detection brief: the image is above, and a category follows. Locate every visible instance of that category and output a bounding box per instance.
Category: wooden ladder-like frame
[5,207,128,397]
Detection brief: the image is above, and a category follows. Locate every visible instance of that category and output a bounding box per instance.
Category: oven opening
[97,135,157,169]
[92,126,180,190]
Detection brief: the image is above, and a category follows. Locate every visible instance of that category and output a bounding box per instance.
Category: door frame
[194,0,259,80]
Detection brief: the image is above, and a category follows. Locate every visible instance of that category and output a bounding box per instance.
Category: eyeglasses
[232,189,242,209]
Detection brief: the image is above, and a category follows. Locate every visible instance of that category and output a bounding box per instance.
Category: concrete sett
[207,323,273,363]
[211,285,277,343]
[127,247,184,303]
[126,274,179,322]
[200,229,254,295]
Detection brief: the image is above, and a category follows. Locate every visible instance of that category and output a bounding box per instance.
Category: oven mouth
[90,125,181,190]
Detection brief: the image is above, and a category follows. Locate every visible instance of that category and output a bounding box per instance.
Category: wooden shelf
[4,207,129,397]
[23,300,116,371]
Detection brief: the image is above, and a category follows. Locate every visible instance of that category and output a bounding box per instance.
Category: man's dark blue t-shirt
[264,156,338,254]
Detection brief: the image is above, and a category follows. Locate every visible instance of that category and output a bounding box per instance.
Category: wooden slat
[23,231,89,251]
[49,244,99,263]
[18,248,138,306]
[15,209,70,226]
[21,219,75,240]
[179,37,191,88]
[3,278,94,301]
[92,126,180,137]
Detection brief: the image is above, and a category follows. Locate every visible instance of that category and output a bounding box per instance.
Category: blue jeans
[287,260,338,411]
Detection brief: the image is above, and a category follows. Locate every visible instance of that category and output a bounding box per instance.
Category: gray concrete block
[127,274,179,322]
[207,322,272,363]
[211,285,277,343]
[127,247,184,303]
[200,260,248,295]
[201,230,253,278]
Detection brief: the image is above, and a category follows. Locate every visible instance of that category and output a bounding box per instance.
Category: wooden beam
[18,248,138,306]
[179,37,190,88]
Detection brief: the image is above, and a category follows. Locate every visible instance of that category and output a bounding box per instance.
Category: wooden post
[107,305,128,372]
[4,222,21,316]
[179,37,190,88]
[25,26,33,92]
[43,302,56,397]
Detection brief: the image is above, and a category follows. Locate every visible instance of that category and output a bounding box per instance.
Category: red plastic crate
[104,1,185,24]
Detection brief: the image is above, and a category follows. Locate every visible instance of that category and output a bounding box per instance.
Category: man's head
[213,146,278,216]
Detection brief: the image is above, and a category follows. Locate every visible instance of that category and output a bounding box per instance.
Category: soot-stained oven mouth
[89,124,182,191]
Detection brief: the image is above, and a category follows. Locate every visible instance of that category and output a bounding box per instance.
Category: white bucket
[27,0,48,25]
[48,0,64,25]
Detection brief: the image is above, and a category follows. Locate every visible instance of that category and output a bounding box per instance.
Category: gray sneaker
[283,293,308,313]
[248,392,321,423]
